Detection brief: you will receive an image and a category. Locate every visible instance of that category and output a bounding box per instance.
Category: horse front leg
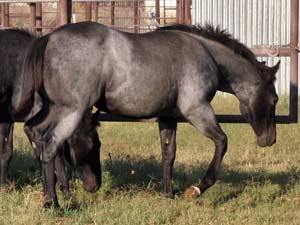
[180,102,228,199]
[158,118,177,197]
[0,122,14,187]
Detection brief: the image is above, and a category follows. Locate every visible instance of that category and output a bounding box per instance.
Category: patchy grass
[0,95,299,225]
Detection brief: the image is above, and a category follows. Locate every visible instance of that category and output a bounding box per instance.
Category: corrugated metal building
[192,0,295,95]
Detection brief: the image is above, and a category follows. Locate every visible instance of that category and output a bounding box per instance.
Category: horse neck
[198,37,261,102]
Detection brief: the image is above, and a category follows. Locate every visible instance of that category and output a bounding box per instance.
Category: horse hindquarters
[0,123,13,187]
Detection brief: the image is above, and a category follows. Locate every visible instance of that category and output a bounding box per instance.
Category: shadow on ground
[8,150,300,205]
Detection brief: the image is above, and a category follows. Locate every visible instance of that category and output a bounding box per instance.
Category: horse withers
[0,29,101,207]
[11,22,279,206]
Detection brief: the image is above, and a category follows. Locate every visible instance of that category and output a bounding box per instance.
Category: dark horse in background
[0,29,101,204]
[11,22,280,207]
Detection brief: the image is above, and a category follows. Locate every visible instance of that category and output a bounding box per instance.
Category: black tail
[11,34,50,120]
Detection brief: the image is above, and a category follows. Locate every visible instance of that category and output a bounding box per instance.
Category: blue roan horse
[11,22,280,207]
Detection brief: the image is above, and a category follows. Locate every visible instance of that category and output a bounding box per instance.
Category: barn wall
[192,0,296,95]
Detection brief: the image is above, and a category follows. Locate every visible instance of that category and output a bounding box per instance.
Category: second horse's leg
[0,123,14,187]
[55,146,70,200]
[158,118,177,197]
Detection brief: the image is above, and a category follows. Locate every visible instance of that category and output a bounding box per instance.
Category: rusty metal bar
[289,0,298,123]
[29,3,36,34]
[250,46,291,57]
[155,0,160,24]
[1,4,4,26]
[85,2,92,21]
[176,0,183,23]
[36,3,42,35]
[133,1,138,33]
[1,3,9,27]
[94,2,98,22]
[59,0,68,25]
[59,0,71,26]
[184,0,191,25]
[111,1,115,25]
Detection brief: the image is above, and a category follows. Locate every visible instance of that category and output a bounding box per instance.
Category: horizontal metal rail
[98,113,293,124]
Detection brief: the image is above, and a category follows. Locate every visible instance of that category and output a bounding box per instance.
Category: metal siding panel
[192,0,292,95]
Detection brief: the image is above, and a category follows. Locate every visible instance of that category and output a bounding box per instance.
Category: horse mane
[157,24,268,71]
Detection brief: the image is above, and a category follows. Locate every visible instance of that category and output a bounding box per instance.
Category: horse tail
[11,34,50,120]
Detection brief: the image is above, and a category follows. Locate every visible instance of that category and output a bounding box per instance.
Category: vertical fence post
[59,0,72,26]
[184,0,191,25]
[176,0,183,23]
[94,2,99,22]
[1,4,4,27]
[85,2,92,21]
[155,0,160,24]
[111,1,115,25]
[134,1,139,33]
[0,4,2,25]
[1,3,9,28]
[289,0,299,122]
[36,3,42,35]
[29,3,36,34]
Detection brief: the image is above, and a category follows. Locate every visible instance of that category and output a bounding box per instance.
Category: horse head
[66,112,101,193]
[239,61,280,147]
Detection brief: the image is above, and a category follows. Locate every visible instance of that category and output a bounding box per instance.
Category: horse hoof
[183,186,201,200]
[43,198,60,208]
[163,192,175,199]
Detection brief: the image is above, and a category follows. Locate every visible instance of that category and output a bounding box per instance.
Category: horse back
[43,22,219,118]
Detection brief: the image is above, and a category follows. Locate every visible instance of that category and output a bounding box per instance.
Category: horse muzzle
[257,134,276,147]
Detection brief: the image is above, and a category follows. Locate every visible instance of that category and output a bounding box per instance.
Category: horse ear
[271,60,280,73]
[262,60,280,82]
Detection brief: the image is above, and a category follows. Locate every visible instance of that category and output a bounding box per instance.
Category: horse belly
[105,86,177,118]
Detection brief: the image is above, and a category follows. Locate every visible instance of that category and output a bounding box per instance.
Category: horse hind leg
[180,101,228,199]
[158,118,177,197]
[43,109,86,207]
[26,107,85,207]
[0,123,14,187]
[24,121,70,200]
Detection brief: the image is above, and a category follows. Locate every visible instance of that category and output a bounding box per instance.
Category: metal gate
[0,0,191,32]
